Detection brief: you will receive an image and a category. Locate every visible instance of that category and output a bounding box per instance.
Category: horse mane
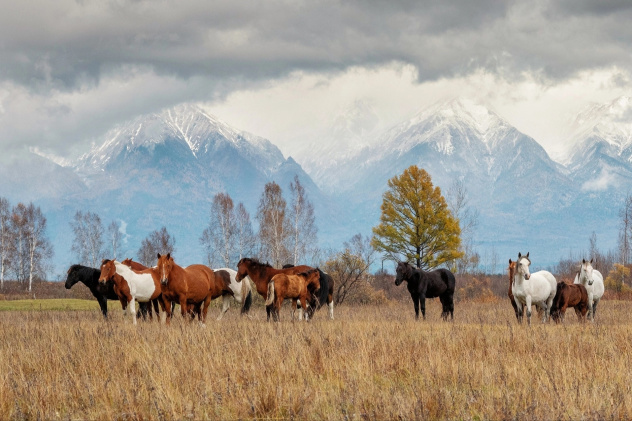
[297,268,318,277]
[240,257,273,269]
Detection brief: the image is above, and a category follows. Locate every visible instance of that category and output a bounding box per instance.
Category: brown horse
[550,281,589,323]
[99,259,162,324]
[157,253,233,324]
[236,258,313,320]
[265,268,321,322]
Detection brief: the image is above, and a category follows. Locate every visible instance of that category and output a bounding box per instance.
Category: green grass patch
[0,299,100,311]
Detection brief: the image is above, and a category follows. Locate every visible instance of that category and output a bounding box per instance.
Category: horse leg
[419,295,427,320]
[301,297,309,321]
[525,295,532,326]
[291,298,298,320]
[159,296,169,324]
[328,293,334,320]
[217,295,230,321]
[179,297,189,319]
[411,293,420,320]
[130,297,138,326]
[274,298,283,322]
[587,292,594,322]
[592,298,600,321]
[97,295,108,318]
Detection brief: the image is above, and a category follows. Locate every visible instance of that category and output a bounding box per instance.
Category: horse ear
[508,259,512,264]
[157,253,161,259]
[582,258,586,264]
[518,252,522,259]
[590,258,593,264]
[526,252,529,258]
[167,253,171,260]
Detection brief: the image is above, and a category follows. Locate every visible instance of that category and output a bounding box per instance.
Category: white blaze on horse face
[583,262,594,286]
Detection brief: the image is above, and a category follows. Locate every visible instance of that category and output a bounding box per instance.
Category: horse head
[236,258,252,282]
[64,265,81,289]
[121,258,133,267]
[99,259,116,284]
[395,261,412,286]
[581,259,594,286]
[516,252,531,281]
[157,253,174,285]
[303,268,321,297]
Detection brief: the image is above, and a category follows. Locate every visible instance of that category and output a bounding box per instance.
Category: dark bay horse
[236,258,313,320]
[157,253,233,324]
[284,265,335,320]
[395,261,455,320]
[265,269,321,322]
[550,281,589,323]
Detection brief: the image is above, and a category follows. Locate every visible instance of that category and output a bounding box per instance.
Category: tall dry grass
[1,299,632,420]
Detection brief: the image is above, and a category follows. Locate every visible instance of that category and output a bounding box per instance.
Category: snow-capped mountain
[565,96,632,191]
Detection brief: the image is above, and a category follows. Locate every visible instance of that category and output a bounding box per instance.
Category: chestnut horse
[157,253,232,324]
[265,268,321,322]
[550,281,589,323]
[284,265,335,320]
[236,258,313,320]
[99,259,162,325]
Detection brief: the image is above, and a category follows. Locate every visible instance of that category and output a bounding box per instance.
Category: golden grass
[1,299,632,420]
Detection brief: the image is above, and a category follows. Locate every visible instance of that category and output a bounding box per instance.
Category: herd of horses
[64,255,334,324]
[64,251,604,325]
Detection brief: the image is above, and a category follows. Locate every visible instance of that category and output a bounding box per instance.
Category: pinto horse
[120,258,165,319]
[99,259,162,325]
[64,264,126,318]
[395,261,455,321]
[511,252,557,325]
[284,265,334,320]
[213,268,253,320]
[550,281,589,323]
[157,253,232,324]
[265,268,321,322]
[236,258,313,320]
[574,259,605,322]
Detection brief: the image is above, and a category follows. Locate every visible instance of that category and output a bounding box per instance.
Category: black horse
[64,264,151,319]
[395,261,455,321]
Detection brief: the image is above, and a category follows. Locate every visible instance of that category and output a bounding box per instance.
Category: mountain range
[1,97,631,277]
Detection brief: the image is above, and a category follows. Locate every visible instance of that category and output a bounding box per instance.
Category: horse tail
[265,280,275,306]
[240,276,253,314]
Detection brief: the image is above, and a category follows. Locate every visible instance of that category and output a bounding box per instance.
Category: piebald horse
[574,259,604,322]
[511,252,556,325]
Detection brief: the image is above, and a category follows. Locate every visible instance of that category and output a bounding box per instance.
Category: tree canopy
[372,165,463,270]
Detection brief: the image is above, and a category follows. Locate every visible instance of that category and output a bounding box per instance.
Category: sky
[1,0,631,162]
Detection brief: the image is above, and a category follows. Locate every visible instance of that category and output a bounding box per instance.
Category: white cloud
[581,169,618,191]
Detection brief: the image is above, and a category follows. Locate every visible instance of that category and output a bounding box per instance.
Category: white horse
[511,252,556,325]
[112,261,161,325]
[214,268,253,320]
[574,259,604,322]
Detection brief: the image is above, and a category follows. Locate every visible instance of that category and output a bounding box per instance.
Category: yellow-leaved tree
[372,165,463,270]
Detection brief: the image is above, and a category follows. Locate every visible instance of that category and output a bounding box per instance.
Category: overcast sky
[1,0,631,161]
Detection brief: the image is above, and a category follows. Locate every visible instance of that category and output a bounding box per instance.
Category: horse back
[211,269,234,299]
[183,264,217,301]
[424,268,455,298]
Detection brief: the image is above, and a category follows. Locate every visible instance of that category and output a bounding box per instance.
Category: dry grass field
[1,298,632,420]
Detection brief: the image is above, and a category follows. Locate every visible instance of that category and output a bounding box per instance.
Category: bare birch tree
[200,193,236,267]
[107,220,122,259]
[288,175,317,265]
[10,203,52,290]
[619,193,632,267]
[447,178,479,274]
[235,202,256,261]
[70,211,105,268]
[256,182,290,268]
[0,197,11,288]
[325,234,375,305]
[138,226,175,267]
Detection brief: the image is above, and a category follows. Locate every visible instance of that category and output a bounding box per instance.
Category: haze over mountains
[1,97,631,277]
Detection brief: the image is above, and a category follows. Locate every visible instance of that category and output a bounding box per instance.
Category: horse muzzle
[524,274,530,280]
[395,278,402,286]
[160,278,168,286]
[588,280,594,286]
[98,277,107,284]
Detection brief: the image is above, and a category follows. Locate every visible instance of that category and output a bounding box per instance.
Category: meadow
[1,298,632,420]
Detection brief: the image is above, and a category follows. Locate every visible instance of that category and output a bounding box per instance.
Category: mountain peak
[569,95,632,149]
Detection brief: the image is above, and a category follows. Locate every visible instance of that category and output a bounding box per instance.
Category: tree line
[0,198,53,291]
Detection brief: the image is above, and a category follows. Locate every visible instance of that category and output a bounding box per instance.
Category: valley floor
[1,300,631,420]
